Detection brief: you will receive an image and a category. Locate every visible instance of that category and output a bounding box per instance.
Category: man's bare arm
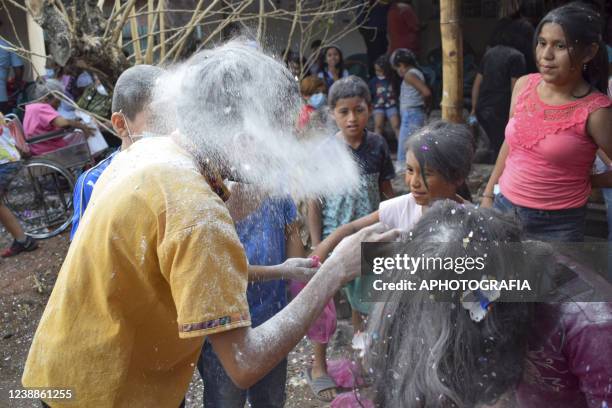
[207,223,399,389]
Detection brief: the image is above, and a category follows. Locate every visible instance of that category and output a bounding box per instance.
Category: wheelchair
[2,113,95,239]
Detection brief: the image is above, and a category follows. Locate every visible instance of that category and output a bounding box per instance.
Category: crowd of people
[0,53,111,257]
[0,1,610,407]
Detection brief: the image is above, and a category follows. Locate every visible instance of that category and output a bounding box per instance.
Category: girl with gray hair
[312,120,474,261]
[23,78,94,156]
[366,200,612,407]
[366,200,536,407]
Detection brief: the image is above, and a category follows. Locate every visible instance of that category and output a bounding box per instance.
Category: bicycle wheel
[3,158,75,239]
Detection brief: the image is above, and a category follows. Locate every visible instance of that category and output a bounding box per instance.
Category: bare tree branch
[257,0,264,42]
[103,0,129,40]
[0,36,47,60]
[109,0,138,45]
[2,0,25,50]
[158,0,166,59]
[164,0,223,63]
[282,0,300,63]
[4,0,27,12]
[144,0,156,64]
[129,5,142,64]
[15,0,372,89]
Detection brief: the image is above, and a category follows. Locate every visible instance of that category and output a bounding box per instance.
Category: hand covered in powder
[279,257,320,282]
[326,222,400,285]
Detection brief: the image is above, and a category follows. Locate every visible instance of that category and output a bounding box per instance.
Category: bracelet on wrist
[482,193,495,199]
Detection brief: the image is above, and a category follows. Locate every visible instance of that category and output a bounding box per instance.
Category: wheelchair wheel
[3,158,75,239]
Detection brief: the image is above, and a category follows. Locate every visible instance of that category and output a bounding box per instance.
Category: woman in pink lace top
[481,5,612,406]
[481,3,612,243]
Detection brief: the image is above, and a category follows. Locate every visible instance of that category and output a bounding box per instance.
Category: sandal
[305,367,339,402]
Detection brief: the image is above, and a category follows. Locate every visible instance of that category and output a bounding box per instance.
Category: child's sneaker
[1,236,38,258]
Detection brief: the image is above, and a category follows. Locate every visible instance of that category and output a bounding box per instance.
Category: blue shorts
[0,161,22,193]
[373,106,399,119]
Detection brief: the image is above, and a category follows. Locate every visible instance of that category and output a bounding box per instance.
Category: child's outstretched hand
[279,257,320,282]
[326,223,400,285]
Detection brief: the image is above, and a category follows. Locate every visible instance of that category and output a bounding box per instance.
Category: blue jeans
[397,107,425,166]
[595,157,612,241]
[602,188,612,242]
[594,157,612,279]
[493,193,586,242]
[0,161,22,193]
[197,340,287,408]
[373,106,399,119]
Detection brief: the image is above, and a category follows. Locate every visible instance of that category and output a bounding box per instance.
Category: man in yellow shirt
[22,42,397,407]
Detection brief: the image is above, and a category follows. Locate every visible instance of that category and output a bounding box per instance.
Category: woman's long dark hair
[366,201,542,407]
[534,2,609,93]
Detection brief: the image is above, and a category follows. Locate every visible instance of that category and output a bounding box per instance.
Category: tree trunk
[440,0,463,123]
[26,0,129,88]
[27,0,72,66]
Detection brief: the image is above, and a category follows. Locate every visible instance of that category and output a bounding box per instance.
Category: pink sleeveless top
[500,74,611,210]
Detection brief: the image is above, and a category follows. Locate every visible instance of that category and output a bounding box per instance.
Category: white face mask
[119,110,135,143]
[96,84,109,96]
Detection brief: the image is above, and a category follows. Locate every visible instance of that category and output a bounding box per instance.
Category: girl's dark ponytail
[585,39,609,94]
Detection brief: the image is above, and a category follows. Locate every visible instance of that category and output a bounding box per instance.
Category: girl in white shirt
[312,120,474,261]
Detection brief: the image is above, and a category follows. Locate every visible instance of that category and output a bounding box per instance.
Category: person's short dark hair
[111,65,163,120]
[374,54,388,69]
[328,75,371,109]
[490,26,525,50]
[310,39,322,50]
[284,50,305,65]
[390,48,418,68]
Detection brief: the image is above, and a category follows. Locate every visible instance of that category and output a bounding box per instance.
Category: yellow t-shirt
[22,137,251,407]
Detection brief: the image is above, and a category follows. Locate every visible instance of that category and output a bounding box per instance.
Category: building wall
[0,3,39,80]
[263,16,366,59]
[415,0,499,62]
[418,17,499,61]
[262,0,501,64]
[104,0,501,66]
[2,0,509,81]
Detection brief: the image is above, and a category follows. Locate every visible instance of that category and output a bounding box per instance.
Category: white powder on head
[149,40,360,201]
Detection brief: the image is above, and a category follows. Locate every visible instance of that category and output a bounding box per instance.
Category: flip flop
[305,367,339,402]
